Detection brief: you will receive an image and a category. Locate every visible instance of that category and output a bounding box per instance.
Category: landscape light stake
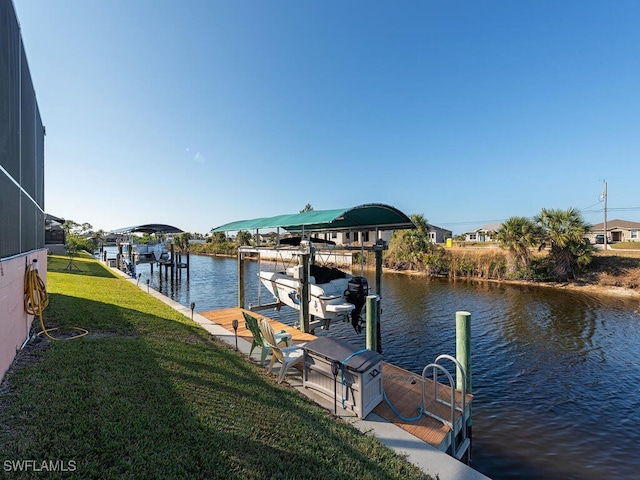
[331,360,340,415]
[232,319,239,351]
[190,302,195,322]
[146,278,150,293]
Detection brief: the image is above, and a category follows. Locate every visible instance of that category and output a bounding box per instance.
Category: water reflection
[135,255,640,480]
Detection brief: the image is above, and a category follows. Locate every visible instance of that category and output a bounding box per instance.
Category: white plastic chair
[260,318,305,383]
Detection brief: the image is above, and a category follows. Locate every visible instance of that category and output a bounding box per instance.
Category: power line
[578,201,603,212]
[434,207,640,232]
[430,218,509,227]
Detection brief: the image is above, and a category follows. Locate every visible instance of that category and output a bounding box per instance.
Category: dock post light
[190,302,195,322]
[232,319,239,351]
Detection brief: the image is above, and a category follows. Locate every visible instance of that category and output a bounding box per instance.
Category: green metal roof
[110,224,183,234]
[212,203,415,233]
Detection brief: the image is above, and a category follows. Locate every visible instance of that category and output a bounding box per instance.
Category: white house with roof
[319,223,452,246]
[463,223,503,242]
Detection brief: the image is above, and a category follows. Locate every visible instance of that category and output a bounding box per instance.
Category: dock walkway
[120,270,489,480]
[200,307,481,478]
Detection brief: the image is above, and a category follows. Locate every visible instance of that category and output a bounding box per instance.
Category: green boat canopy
[110,224,184,234]
[212,203,415,233]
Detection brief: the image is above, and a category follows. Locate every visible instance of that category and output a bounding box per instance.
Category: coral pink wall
[0,249,48,381]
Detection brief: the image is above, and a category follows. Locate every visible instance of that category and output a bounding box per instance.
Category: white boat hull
[258,270,355,321]
[130,243,170,264]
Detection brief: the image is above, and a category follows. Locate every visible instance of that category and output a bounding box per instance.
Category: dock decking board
[375,362,472,450]
[199,307,472,452]
[200,307,317,344]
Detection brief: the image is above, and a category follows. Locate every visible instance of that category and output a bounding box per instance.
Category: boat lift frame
[211,204,416,348]
[237,235,387,336]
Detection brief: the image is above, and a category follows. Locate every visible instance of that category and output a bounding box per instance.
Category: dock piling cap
[456,311,471,316]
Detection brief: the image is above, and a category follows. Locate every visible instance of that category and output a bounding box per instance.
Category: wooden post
[186,252,190,280]
[456,310,472,453]
[238,251,245,309]
[170,244,175,283]
[299,246,310,333]
[455,311,471,393]
[117,243,123,270]
[374,244,383,354]
[365,295,377,351]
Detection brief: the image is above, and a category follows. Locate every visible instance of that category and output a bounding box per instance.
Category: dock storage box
[303,337,383,419]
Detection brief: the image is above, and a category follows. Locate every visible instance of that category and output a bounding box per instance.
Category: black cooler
[303,337,383,419]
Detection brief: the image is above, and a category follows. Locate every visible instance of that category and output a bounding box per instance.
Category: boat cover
[211,203,414,233]
[110,224,183,234]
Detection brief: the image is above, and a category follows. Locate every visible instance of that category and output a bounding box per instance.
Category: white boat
[258,264,370,331]
[127,243,170,264]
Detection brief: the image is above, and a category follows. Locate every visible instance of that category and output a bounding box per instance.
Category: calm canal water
[132,254,640,480]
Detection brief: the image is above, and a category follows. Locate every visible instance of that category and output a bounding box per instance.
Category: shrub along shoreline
[192,244,640,296]
[0,255,432,480]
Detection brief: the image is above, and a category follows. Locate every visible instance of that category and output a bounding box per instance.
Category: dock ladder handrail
[421,354,469,460]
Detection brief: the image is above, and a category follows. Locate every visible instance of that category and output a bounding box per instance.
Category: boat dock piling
[366,294,379,352]
[456,310,472,458]
[298,243,311,333]
[159,244,190,282]
[114,242,190,283]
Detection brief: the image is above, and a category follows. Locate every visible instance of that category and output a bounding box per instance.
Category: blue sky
[14,0,640,235]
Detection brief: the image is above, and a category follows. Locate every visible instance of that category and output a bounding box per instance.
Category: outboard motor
[345,276,368,333]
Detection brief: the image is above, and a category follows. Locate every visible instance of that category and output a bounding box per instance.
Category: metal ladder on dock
[421,354,471,461]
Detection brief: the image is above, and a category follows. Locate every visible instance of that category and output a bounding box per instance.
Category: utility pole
[602,180,608,250]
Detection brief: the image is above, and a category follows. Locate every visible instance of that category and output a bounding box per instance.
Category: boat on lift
[258,251,371,332]
[121,242,170,264]
[131,243,170,264]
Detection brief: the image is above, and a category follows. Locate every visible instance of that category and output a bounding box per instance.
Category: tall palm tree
[534,208,593,280]
[174,232,192,252]
[387,213,437,270]
[236,230,252,246]
[495,216,539,272]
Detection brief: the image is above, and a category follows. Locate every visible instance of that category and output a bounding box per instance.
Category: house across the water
[463,223,503,242]
[588,219,640,244]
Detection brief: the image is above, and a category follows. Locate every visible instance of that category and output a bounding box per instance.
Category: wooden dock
[200,307,317,345]
[200,307,472,457]
[374,362,472,456]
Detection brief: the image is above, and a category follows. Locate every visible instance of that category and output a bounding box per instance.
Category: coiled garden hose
[383,391,424,422]
[24,260,88,340]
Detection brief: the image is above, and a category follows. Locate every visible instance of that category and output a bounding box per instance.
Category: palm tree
[174,232,193,252]
[236,230,252,246]
[387,213,438,270]
[534,208,593,280]
[495,216,539,273]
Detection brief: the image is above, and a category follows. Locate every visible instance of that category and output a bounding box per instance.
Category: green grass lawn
[609,242,640,250]
[0,256,430,480]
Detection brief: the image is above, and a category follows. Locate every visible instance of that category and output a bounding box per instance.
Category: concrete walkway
[119,269,490,480]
